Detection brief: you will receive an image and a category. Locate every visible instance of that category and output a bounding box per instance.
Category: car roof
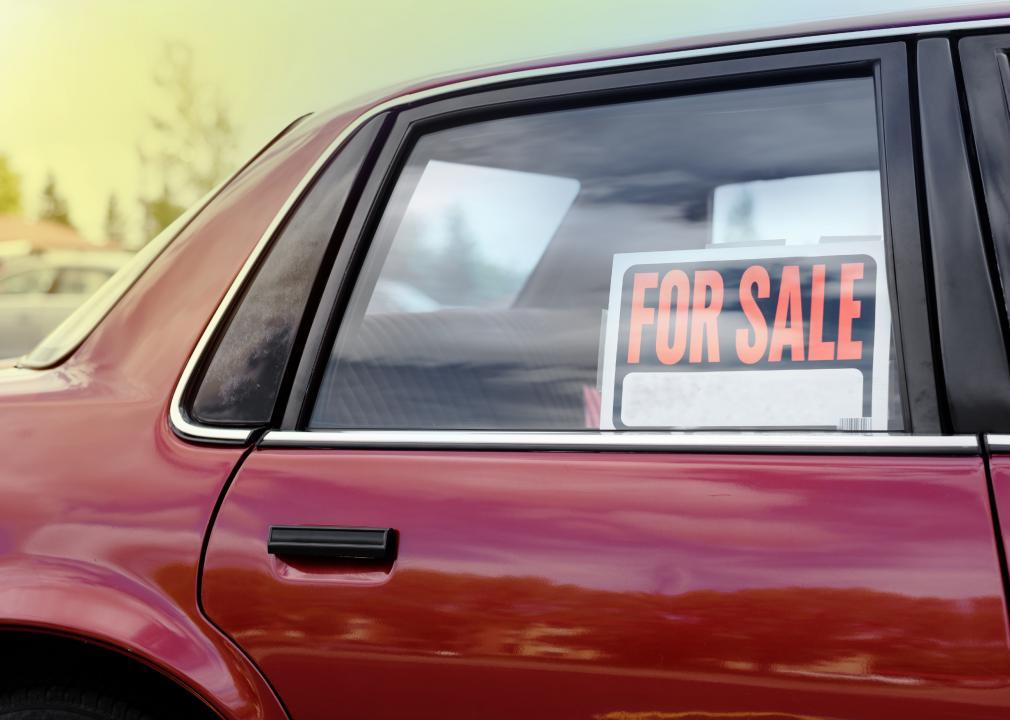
[311,4,1010,127]
[565,3,1010,63]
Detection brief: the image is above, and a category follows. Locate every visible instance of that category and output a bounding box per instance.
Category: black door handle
[268,526,397,561]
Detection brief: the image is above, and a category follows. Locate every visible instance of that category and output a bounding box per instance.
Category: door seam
[196,436,295,720]
[980,433,1010,633]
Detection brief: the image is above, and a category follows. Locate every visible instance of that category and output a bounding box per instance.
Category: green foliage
[387,206,524,308]
[0,154,22,215]
[438,206,523,306]
[138,42,237,243]
[38,172,73,227]
[140,185,185,243]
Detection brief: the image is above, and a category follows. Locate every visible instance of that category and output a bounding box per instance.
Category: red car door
[197,43,1010,719]
[206,447,1008,720]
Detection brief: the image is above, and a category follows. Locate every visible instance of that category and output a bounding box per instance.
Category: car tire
[0,686,157,719]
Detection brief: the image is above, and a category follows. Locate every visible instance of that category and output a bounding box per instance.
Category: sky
[0,0,1004,245]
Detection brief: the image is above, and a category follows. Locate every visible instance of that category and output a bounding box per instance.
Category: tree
[436,205,523,307]
[103,194,126,248]
[137,42,237,243]
[139,184,185,243]
[38,172,72,227]
[438,205,479,305]
[0,154,21,215]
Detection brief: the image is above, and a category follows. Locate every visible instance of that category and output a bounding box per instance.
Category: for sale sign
[599,241,891,430]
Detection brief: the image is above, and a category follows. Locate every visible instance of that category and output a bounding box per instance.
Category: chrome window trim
[260,430,978,454]
[988,435,1010,452]
[171,16,1009,446]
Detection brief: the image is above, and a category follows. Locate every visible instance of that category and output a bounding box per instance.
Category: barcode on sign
[838,417,874,431]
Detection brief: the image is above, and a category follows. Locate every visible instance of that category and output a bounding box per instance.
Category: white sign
[600,241,891,431]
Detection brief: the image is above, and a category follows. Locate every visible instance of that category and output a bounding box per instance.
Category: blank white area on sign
[711,171,883,247]
[620,368,864,429]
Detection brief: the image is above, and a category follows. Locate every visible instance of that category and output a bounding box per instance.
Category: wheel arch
[0,627,221,718]
[0,557,286,720]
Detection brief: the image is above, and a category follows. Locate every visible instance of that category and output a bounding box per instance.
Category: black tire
[0,686,158,720]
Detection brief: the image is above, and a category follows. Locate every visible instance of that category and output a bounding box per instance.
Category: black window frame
[945,31,1010,433]
[914,35,1010,434]
[275,41,941,434]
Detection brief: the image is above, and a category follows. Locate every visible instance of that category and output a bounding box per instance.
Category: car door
[195,42,1010,719]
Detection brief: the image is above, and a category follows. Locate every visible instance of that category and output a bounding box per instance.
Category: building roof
[0,215,106,254]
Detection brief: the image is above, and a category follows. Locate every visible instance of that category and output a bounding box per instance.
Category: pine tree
[103,194,126,247]
[139,184,184,243]
[138,43,237,242]
[38,172,73,227]
[440,206,479,306]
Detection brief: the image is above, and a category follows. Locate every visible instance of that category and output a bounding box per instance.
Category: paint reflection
[207,565,1010,687]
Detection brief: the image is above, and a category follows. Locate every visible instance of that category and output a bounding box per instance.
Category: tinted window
[189,119,383,426]
[312,78,905,431]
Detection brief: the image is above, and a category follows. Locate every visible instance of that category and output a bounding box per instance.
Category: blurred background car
[0,250,129,358]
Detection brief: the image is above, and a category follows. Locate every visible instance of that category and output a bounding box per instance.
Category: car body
[0,251,130,359]
[7,8,1010,720]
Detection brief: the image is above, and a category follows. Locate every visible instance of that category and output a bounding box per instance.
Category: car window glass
[366,161,580,314]
[0,268,56,294]
[54,268,113,295]
[188,118,383,426]
[311,77,905,432]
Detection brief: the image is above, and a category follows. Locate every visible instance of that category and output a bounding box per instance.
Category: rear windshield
[18,203,204,368]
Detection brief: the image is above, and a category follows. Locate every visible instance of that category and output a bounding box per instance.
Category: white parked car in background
[0,251,130,359]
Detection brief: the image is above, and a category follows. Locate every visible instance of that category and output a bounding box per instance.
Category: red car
[8,9,1010,720]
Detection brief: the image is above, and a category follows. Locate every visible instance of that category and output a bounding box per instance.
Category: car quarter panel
[0,108,376,719]
[203,449,1010,719]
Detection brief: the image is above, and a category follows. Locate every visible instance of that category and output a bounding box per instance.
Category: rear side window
[188,118,384,426]
[54,268,112,295]
[311,77,906,432]
[0,269,55,294]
